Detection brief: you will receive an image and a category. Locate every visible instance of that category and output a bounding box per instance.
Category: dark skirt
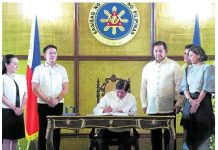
[2,108,25,139]
[180,93,215,150]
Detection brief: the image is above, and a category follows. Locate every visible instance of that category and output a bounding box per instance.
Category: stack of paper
[87,112,129,116]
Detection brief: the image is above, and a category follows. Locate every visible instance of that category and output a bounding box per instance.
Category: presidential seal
[88,2,140,46]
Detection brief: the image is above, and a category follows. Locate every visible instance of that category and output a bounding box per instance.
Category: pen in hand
[103,105,113,113]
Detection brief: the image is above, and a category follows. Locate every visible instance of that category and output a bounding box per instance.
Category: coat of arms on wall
[88,2,140,46]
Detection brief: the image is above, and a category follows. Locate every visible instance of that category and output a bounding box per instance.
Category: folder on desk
[88,112,129,116]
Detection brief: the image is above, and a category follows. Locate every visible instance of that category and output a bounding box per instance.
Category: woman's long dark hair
[2,54,16,74]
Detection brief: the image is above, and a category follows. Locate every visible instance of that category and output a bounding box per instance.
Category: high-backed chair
[88,74,139,150]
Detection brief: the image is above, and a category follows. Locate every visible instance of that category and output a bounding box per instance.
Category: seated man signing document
[93,79,137,150]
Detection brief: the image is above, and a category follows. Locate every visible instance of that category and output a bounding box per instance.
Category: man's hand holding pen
[103,105,113,113]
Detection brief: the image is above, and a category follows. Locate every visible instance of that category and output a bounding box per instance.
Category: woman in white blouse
[2,54,27,150]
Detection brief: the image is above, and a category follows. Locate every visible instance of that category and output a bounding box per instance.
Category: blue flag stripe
[32,17,41,71]
[192,15,201,46]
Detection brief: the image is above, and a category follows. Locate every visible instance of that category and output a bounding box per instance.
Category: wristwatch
[57,97,61,101]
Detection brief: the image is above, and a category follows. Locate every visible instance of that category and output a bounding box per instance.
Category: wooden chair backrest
[96,74,130,103]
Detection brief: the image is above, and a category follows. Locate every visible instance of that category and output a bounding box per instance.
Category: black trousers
[37,103,63,150]
[150,113,176,150]
[97,129,132,150]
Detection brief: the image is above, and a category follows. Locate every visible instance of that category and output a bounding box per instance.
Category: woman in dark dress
[2,54,27,150]
[180,46,215,150]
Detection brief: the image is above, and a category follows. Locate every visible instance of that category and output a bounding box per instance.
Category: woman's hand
[14,107,23,115]
[190,99,198,106]
[190,99,200,113]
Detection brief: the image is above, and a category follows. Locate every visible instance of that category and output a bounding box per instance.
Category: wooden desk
[46,115,175,150]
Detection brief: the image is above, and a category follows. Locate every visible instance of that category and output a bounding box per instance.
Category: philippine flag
[25,16,40,141]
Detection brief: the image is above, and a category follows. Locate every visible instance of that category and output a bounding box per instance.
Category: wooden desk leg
[46,119,54,150]
[168,119,176,150]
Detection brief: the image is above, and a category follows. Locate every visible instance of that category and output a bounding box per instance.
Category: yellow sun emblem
[100,6,129,35]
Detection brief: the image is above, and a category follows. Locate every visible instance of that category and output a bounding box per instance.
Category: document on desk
[87,112,129,116]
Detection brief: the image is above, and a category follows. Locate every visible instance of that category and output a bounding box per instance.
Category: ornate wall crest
[88,2,140,46]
